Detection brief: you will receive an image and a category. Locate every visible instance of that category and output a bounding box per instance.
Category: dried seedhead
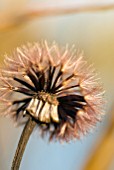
[0,41,105,141]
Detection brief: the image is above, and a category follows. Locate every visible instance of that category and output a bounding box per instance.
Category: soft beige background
[0,1,114,170]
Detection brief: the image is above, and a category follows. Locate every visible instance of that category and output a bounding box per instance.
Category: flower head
[0,41,105,141]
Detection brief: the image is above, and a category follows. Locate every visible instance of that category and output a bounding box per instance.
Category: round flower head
[0,41,105,141]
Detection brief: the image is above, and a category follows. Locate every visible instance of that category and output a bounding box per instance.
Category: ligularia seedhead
[0,41,105,141]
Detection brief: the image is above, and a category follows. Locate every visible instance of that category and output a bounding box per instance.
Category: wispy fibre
[0,41,105,141]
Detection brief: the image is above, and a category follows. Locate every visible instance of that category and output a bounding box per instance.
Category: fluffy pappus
[0,41,105,141]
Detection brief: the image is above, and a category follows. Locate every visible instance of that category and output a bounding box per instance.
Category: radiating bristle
[0,41,105,142]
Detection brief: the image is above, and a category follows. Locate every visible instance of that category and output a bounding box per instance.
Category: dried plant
[0,41,105,169]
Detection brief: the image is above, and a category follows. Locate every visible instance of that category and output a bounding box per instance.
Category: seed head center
[38,91,59,106]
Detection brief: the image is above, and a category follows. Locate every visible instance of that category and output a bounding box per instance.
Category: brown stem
[1,2,114,31]
[11,117,36,170]
[25,3,114,18]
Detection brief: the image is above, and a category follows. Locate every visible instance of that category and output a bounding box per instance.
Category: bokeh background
[0,0,114,170]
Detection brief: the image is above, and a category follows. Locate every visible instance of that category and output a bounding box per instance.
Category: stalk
[11,117,36,170]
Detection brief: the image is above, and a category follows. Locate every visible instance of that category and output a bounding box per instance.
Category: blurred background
[0,0,114,170]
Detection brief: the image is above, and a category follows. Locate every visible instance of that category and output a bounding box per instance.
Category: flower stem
[11,117,36,170]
